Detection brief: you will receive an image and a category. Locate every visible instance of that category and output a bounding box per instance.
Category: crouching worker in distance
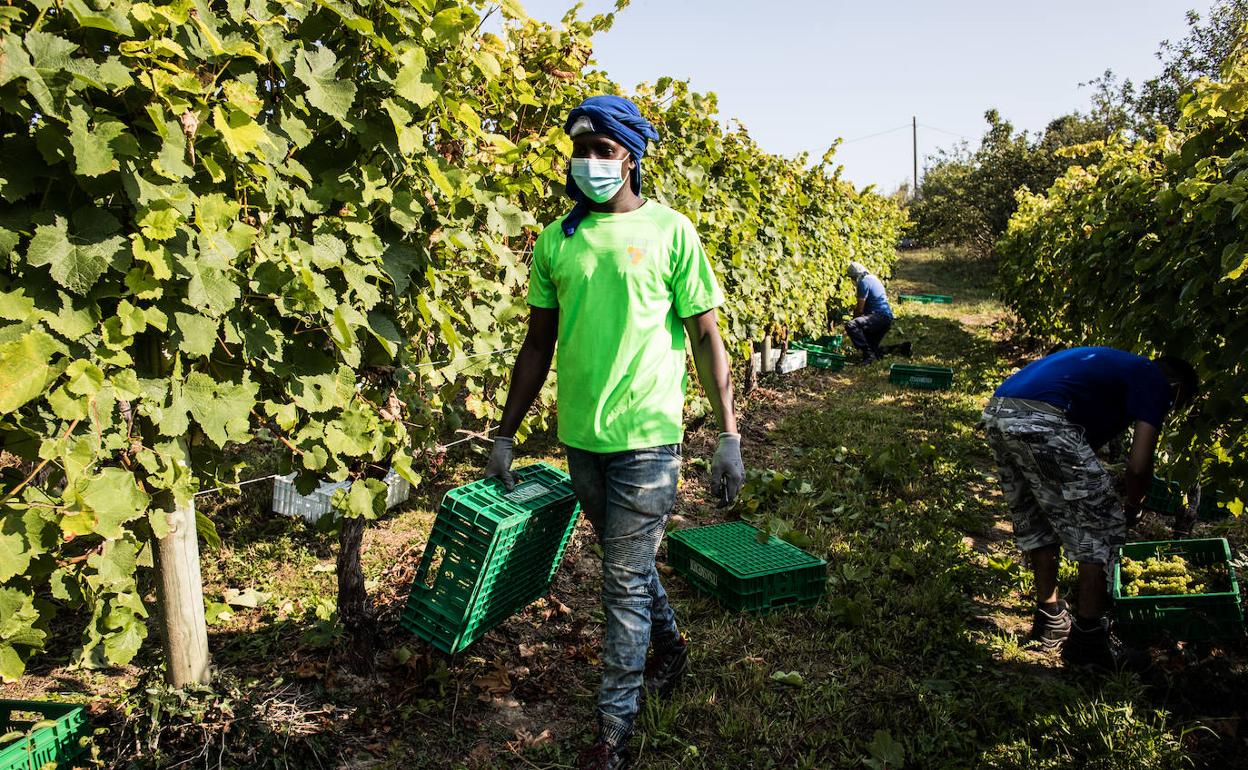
[845,262,896,364]
[484,95,745,770]
[980,346,1197,671]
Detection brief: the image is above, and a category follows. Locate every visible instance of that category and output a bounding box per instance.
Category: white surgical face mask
[570,157,627,203]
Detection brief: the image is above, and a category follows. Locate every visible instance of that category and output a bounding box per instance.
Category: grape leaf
[75,467,152,540]
[294,47,356,121]
[0,328,61,413]
[174,311,218,357]
[183,372,257,447]
[27,215,127,295]
[0,532,29,583]
[395,46,436,108]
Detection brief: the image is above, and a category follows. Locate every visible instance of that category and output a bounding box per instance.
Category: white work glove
[485,436,516,491]
[709,432,745,505]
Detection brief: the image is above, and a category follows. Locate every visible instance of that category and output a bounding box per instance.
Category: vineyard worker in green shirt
[485,95,745,770]
[981,347,1198,672]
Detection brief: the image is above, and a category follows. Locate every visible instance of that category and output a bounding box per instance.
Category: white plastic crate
[383,468,412,509]
[750,349,781,371]
[271,476,348,522]
[751,349,805,374]
[777,349,806,373]
[272,469,411,523]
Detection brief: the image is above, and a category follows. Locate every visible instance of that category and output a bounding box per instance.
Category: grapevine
[997,42,1248,509]
[0,0,903,680]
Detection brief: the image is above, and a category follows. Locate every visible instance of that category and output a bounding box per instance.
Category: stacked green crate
[400,464,580,654]
[792,338,846,371]
[1112,538,1244,642]
[1,700,89,770]
[667,522,826,612]
[1144,476,1183,515]
[898,293,953,303]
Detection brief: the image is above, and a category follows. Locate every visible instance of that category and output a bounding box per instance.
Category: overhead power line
[918,123,975,141]
[839,123,911,145]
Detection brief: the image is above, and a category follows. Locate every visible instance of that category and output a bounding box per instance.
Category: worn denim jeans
[845,311,893,358]
[565,444,682,746]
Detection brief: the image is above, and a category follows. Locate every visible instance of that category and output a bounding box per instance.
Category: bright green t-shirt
[527,200,724,453]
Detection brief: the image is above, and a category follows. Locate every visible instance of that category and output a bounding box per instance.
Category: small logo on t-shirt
[627,245,645,265]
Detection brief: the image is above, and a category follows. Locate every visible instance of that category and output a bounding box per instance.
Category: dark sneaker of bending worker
[845,262,893,364]
[484,95,745,770]
[980,347,1197,672]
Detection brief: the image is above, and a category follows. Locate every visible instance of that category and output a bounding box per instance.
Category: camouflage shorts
[980,397,1125,569]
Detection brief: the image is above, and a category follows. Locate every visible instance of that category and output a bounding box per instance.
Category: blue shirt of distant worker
[845,262,893,363]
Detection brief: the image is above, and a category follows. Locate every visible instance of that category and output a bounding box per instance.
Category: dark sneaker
[643,637,689,697]
[1029,600,1072,649]
[578,740,632,770]
[1061,617,1150,673]
[895,341,913,358]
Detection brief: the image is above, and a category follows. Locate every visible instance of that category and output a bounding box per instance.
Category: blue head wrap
[560,95,660,236]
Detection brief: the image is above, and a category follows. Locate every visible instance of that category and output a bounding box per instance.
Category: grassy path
[6,250,1245,769]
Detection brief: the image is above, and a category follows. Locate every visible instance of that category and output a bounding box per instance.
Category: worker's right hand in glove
[485,435,516,491]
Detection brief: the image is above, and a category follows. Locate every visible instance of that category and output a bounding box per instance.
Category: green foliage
[998,45,1248,505]
[982,697,1194,770]
[910,110,1112,256]
[1087,0,1248,138]
[0,0,902,680]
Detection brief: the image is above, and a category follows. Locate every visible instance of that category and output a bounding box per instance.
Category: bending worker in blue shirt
[980,347,1197,671]
[845,262,893,364]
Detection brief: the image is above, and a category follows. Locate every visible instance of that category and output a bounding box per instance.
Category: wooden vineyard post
[744,340,759,394]
[152,492,212,685]
[134,332,212,686]
[337,514,376,672]
[761,334,775,373]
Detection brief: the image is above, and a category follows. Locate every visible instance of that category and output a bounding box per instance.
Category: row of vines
[997,44,1248,508]
[0,0,904,682]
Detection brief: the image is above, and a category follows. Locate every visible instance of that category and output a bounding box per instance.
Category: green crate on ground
[1112,538,1244,642]
[666,521,826,612]
[400,463,581,654]
[889,363,953,390]
[898,293,953,304]
[806,350,846,371]
[1145,477,1184,515]
[792,337,845,370]
[1,700,89,770]
[1197,491,1231,520]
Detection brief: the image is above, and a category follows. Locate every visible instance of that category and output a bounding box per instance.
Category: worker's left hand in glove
[709,432,745,505]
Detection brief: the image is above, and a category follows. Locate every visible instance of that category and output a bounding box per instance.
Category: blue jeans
[566,444,682,746]
[846,311,892,358]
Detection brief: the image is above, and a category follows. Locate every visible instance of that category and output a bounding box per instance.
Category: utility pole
[912,115,918,199]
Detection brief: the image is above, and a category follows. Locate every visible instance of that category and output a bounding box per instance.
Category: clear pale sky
[515,0,1197,192]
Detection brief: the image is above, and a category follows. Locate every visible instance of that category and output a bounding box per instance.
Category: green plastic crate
[1112,538,1245,642]
[1197,492,1231,520]
[806,351,846,371]
[666,522,826,612]
[1,700,89,770]
[1144,477,1184,515]
[898,293,953,304]
[400,463,581,654]
[793,335,843,353]
[888,363,953,390]
[792,337,845,370]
